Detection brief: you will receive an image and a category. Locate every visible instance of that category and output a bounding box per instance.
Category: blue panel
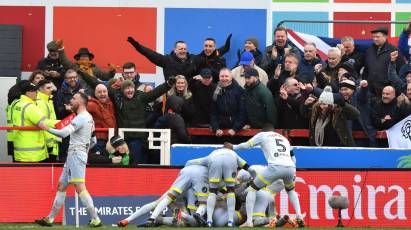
[65,196,166,225]
[273,11,329,37]
[171,145,411,168]
[397,0,411,3]
[165,8,267,68]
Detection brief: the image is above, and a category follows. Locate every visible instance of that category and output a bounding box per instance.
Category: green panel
[395,12,411,36]
[273,0,328,2]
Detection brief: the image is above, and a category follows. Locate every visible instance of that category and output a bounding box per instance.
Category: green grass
[0,224,408,230]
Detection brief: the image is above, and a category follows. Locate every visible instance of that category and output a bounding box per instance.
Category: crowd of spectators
[6,20,411,165]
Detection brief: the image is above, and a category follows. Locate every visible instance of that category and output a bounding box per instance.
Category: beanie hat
[121,80,135,92]
[338,79,356,91]
[246,37,259,49]
[110,135,126,148]
[318,86,334,105]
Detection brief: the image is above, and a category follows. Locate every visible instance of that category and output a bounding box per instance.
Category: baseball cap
[371,27,388,35]
[239,51,254,65]
[200,68,212,78]
[338,79,356,90]
[20,81,38,94]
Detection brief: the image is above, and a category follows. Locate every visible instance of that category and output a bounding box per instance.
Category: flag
[386,114,411,149]
[286,29,374,60]
[55,113,76,129]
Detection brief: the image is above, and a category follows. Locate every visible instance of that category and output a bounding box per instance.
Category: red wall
[53,7,157,73]
[333,12,391,39]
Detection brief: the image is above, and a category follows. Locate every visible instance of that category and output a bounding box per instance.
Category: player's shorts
[170,166,209,202]
[253,189,274,218]
[208,153,237,188]
[59,152,87,185]
[170,170,191,196]
[267,179,285,194]
[254,165,295,191]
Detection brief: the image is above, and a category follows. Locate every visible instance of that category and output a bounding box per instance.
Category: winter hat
[318,86,334,105]
[110,135,126,148]
[246,37,259,49]
[120,80,135,92]
[339,61,355,74]
[339,79,356,91]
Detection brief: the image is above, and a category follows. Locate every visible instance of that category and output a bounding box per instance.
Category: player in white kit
[186,148,249,227]
[35,92,102,227]
[224,123,305,228]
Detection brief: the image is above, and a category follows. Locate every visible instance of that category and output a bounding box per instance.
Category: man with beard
[232,51,269,88]
[36,92,102,227]
[242,68,277,128]
[260,27,300,77]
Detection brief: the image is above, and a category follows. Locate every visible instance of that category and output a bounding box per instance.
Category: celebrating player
[224,123,305,228]
[186,147,250,227]
[35,92,102,227]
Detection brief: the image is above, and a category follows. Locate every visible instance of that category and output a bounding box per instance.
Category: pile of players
[117,123,305,228]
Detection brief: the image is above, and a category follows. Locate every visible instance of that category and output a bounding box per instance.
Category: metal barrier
[115,128,171,165]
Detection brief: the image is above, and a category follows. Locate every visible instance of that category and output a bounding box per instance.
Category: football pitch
[0,224,407,230]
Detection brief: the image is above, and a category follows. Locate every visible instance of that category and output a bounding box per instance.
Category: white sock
[227,192,236,223]
[206,193,217,223]
[150,196,172,219]
[126,201,157,222]
[196,204,206,216]
[287,190,302,219]
[48,191,66,221]
[79,190,99,220]
[245,188,257,225]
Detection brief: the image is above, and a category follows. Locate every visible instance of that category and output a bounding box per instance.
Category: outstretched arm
[127,37,167,67]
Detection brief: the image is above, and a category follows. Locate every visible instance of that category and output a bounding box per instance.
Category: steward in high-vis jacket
[12,82,58,162]
[36,80,60,160]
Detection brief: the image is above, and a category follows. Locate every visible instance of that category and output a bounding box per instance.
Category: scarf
[76,60,94,77]
[314,114,331,146]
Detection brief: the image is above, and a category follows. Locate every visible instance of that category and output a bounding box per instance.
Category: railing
[186,128,387,139]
